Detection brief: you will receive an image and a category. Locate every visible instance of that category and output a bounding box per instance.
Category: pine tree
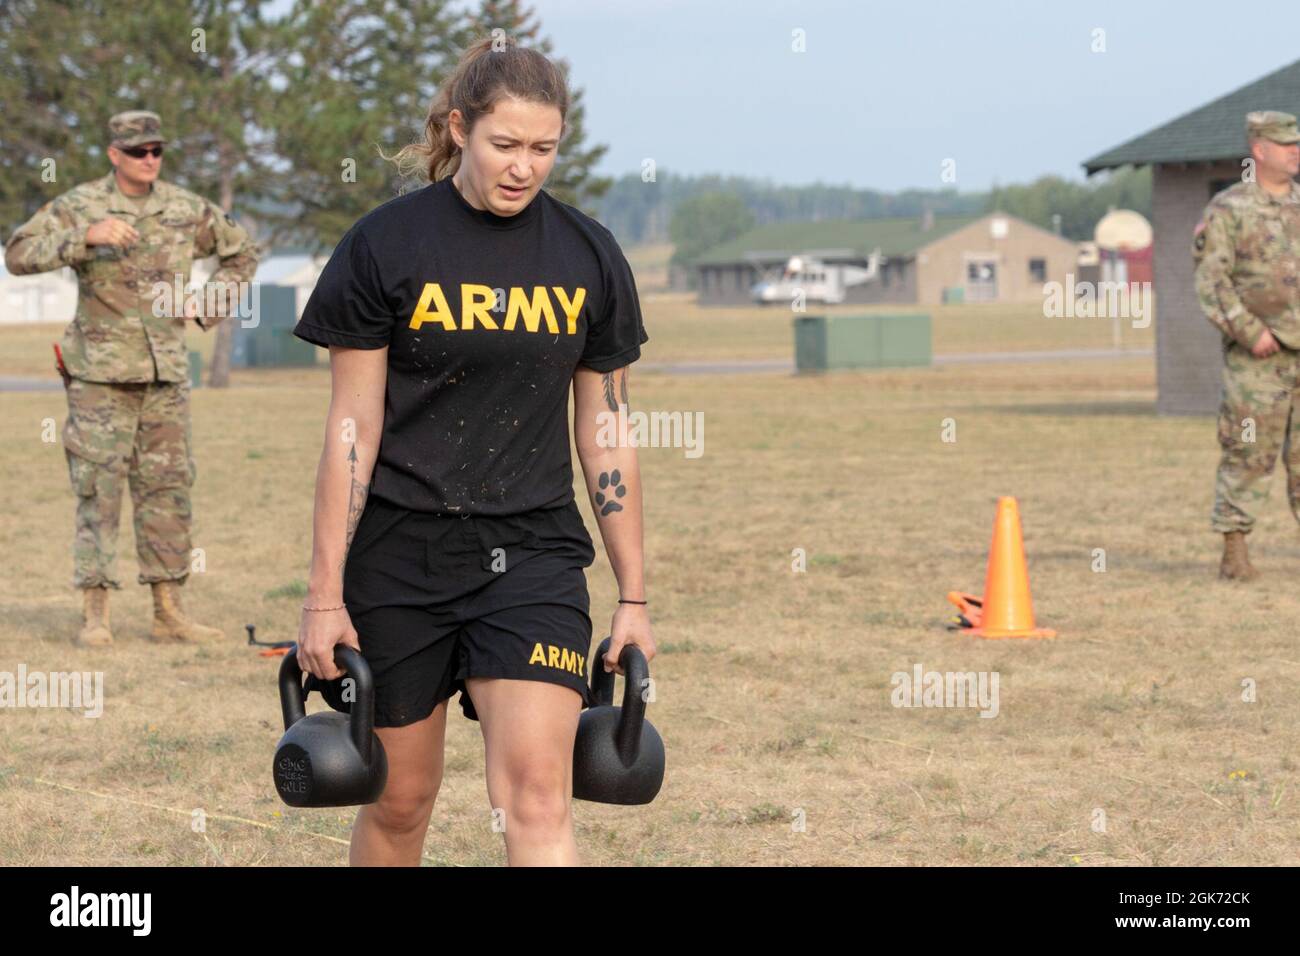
[265,0,472,247]
[0,0,280,387]
[2,0,617,381]
[0,0,139,227]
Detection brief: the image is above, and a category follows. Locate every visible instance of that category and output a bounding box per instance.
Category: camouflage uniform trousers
[1212,340,1300,533]
[62,377,196,589]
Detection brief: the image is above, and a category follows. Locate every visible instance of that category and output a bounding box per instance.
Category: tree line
[621,167,1153,271]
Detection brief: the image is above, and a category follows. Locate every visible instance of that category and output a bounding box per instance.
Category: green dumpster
[793,314,931,372]
[231,284,317,368]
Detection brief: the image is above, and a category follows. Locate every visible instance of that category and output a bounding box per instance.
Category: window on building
[965,260,998,302]
[1029,258,1047,283]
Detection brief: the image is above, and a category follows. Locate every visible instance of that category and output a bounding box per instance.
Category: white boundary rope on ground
[15,774,453,865]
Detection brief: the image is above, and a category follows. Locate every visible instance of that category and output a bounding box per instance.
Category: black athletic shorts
[340,494,599,727]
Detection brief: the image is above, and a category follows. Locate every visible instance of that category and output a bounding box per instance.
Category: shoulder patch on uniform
[1191,218,1209,256]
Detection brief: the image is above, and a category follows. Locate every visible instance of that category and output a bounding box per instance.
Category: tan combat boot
[150,580,224,642]
[76,587,114,647]
[1219,531,1259,581]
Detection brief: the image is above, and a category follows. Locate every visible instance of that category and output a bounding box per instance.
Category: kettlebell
[572,636,665,805]
[273,645,387,808]
[303,671,353,715]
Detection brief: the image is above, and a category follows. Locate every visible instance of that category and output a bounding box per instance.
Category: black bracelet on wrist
[618,598,647,605]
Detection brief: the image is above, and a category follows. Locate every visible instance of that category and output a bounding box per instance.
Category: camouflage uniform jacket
[3,173,259,383]
[1194,179,1300,350]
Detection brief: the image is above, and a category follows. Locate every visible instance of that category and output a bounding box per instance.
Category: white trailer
[750,250,883,305]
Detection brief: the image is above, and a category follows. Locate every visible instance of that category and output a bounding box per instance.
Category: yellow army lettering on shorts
[408,283,586,335]
[528,641,586,677]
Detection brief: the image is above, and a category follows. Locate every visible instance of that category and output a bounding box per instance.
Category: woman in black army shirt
[292,37,654,866]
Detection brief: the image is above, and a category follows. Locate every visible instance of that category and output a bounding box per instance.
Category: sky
[505,0,1300,192]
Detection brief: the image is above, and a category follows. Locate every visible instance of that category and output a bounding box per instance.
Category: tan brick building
[694,212,1079,307]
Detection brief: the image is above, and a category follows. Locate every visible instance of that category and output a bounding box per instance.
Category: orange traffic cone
[946,497,1055,639]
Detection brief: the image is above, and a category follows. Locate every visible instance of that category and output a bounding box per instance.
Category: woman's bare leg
[464,677,582,866]
[348,700,449,866]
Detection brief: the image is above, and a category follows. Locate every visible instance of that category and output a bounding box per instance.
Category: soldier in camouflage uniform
[3,111,259,644]
[1194,110,1300,580]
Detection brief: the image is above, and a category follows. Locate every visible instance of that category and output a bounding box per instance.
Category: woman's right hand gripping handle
[299,344,389,680]
[297,607,360,681]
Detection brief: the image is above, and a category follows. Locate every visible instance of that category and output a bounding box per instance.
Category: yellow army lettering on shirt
[408,283,587,334]
[528,642,586,677]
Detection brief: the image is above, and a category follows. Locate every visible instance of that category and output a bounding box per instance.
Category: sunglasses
[121,145,164,159]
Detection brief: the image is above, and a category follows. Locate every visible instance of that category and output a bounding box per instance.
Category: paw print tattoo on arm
[594,468,627,516]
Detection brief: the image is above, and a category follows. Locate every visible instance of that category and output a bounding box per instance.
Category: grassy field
[1,295,1295,867]
[621,242,675,294]
[0,296,1153,378]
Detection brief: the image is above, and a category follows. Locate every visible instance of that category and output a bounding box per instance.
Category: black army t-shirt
[293,176,648,516]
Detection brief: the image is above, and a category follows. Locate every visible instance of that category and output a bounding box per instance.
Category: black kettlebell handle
[590,636,651,767]
[278,645,377,766]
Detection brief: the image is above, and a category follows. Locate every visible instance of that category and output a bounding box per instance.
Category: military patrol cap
[108,110,167,148]
[1245,110,1300,145]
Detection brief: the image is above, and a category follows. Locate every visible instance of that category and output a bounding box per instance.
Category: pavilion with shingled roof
[1084,58,1300,415]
